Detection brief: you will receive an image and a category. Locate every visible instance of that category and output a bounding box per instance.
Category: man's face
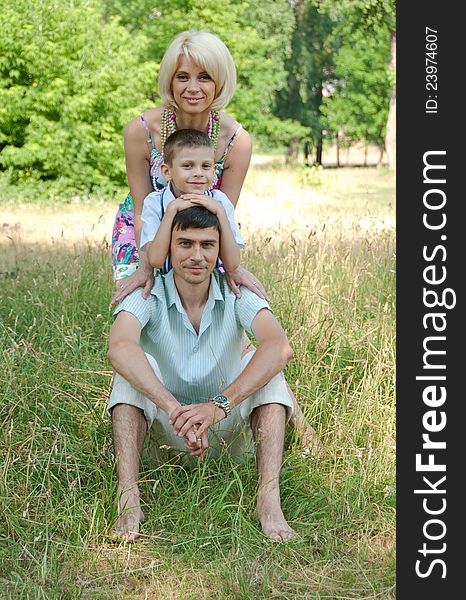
[170,226,220,285]
[162,146,216,196]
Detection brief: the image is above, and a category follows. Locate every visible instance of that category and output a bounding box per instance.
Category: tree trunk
[304,140,311,166]
[336,132,340,167]
[377,145,384,167]
[364,140,368,167]
[286,137,300,164]
[314,80,324,165]
[385,31,396,170]
[315,141,322,165]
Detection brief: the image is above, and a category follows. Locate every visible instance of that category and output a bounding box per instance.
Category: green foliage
[275,1,335,138]
[321,26,391,146]
[228,1,299,137]
[0,0,395,191]
[315,0,396,34]
[275,0,394,162]
[0,0,155,192]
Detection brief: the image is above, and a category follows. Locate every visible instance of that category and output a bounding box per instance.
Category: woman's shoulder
[124,107,164,142]
[141,107,164,132]
[219,112,244,137]
[218,112,251,152]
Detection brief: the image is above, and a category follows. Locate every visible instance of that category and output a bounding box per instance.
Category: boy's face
[162,146,215,196]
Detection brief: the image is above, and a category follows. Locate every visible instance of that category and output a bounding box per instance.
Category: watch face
[214,395,230,413]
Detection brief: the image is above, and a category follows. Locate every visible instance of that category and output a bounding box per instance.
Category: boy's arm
[212,202,240,272]
[140,192,162,252]
[180,194,241,272]
[146,207,175,269]
[145,198,198,269]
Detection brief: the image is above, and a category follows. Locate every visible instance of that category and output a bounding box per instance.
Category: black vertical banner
[397,2,462,597]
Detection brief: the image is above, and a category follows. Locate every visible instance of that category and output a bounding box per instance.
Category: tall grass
[1,183,395,598]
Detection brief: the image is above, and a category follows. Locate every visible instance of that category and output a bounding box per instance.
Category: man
[107,206,296,543]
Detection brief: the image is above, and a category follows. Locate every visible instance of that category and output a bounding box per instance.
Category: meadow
[0,161,395,599]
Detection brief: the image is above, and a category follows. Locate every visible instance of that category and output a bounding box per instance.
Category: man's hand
[183,428,209,460]
[169,402,225,438]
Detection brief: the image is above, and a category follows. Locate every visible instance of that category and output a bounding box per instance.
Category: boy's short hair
[158,30,237,111]
[164,129,214,166]
[171,206,220,233]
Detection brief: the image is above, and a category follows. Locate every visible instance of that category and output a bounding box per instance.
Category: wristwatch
[212,394,231,418]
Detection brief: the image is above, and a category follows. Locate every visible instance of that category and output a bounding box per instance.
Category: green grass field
[0,165,395,599]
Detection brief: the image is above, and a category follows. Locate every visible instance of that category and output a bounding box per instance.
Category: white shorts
[107,351,294,462]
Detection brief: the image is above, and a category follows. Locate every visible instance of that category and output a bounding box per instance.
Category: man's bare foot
[256,492,297,542]
[110,486,145,543]
[298,424,324,458]
[289,398,324,457]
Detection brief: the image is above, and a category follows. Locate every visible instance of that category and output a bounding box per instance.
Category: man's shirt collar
[153,269,225,337]
[153,269,224,310]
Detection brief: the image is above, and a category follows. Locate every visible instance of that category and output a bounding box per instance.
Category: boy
[139,129,243,274]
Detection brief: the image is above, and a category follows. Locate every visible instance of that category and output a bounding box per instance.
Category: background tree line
[0,0,395,193]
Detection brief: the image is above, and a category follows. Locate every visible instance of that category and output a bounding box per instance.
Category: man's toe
[280,527,297,541]
[123,531,139,543]
[267,530,283,542]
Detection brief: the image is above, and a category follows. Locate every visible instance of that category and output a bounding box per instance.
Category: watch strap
[212,394,231,418]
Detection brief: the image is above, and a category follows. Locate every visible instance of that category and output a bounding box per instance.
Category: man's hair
[163,129,213,166]
[158,30,237,111]
[171,206,220,233]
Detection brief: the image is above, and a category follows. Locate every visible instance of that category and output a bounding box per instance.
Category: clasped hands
[169,401,226,460]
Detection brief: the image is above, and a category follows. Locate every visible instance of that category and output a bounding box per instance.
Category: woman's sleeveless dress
[111,113,243,280]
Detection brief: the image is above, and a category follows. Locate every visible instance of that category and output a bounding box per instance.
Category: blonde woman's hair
[158,30,237,111]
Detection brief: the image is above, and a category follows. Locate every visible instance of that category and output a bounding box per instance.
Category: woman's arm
[214,128,269,300]
[123,118,155,248]
[111,114,162,304]
[215,128,268,300]
[218,130,252,207]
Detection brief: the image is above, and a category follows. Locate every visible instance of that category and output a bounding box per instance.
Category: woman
[111,30,319,452]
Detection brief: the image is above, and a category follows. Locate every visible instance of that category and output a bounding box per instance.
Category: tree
[315,0,396,169]
[321,26,391,163]
[274,0,336,164]
[0,0,155,191]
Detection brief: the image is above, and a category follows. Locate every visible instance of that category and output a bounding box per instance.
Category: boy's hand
[178,194,225,217]
[166,197,197,215]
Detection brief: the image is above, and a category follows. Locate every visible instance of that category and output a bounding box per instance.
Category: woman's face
[171,57,216,113]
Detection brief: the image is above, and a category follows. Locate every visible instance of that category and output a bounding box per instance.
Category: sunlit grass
[0,166,395,598]
[239,164,395,231]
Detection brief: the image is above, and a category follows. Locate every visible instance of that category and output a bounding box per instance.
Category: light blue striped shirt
[113,270,270,405]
